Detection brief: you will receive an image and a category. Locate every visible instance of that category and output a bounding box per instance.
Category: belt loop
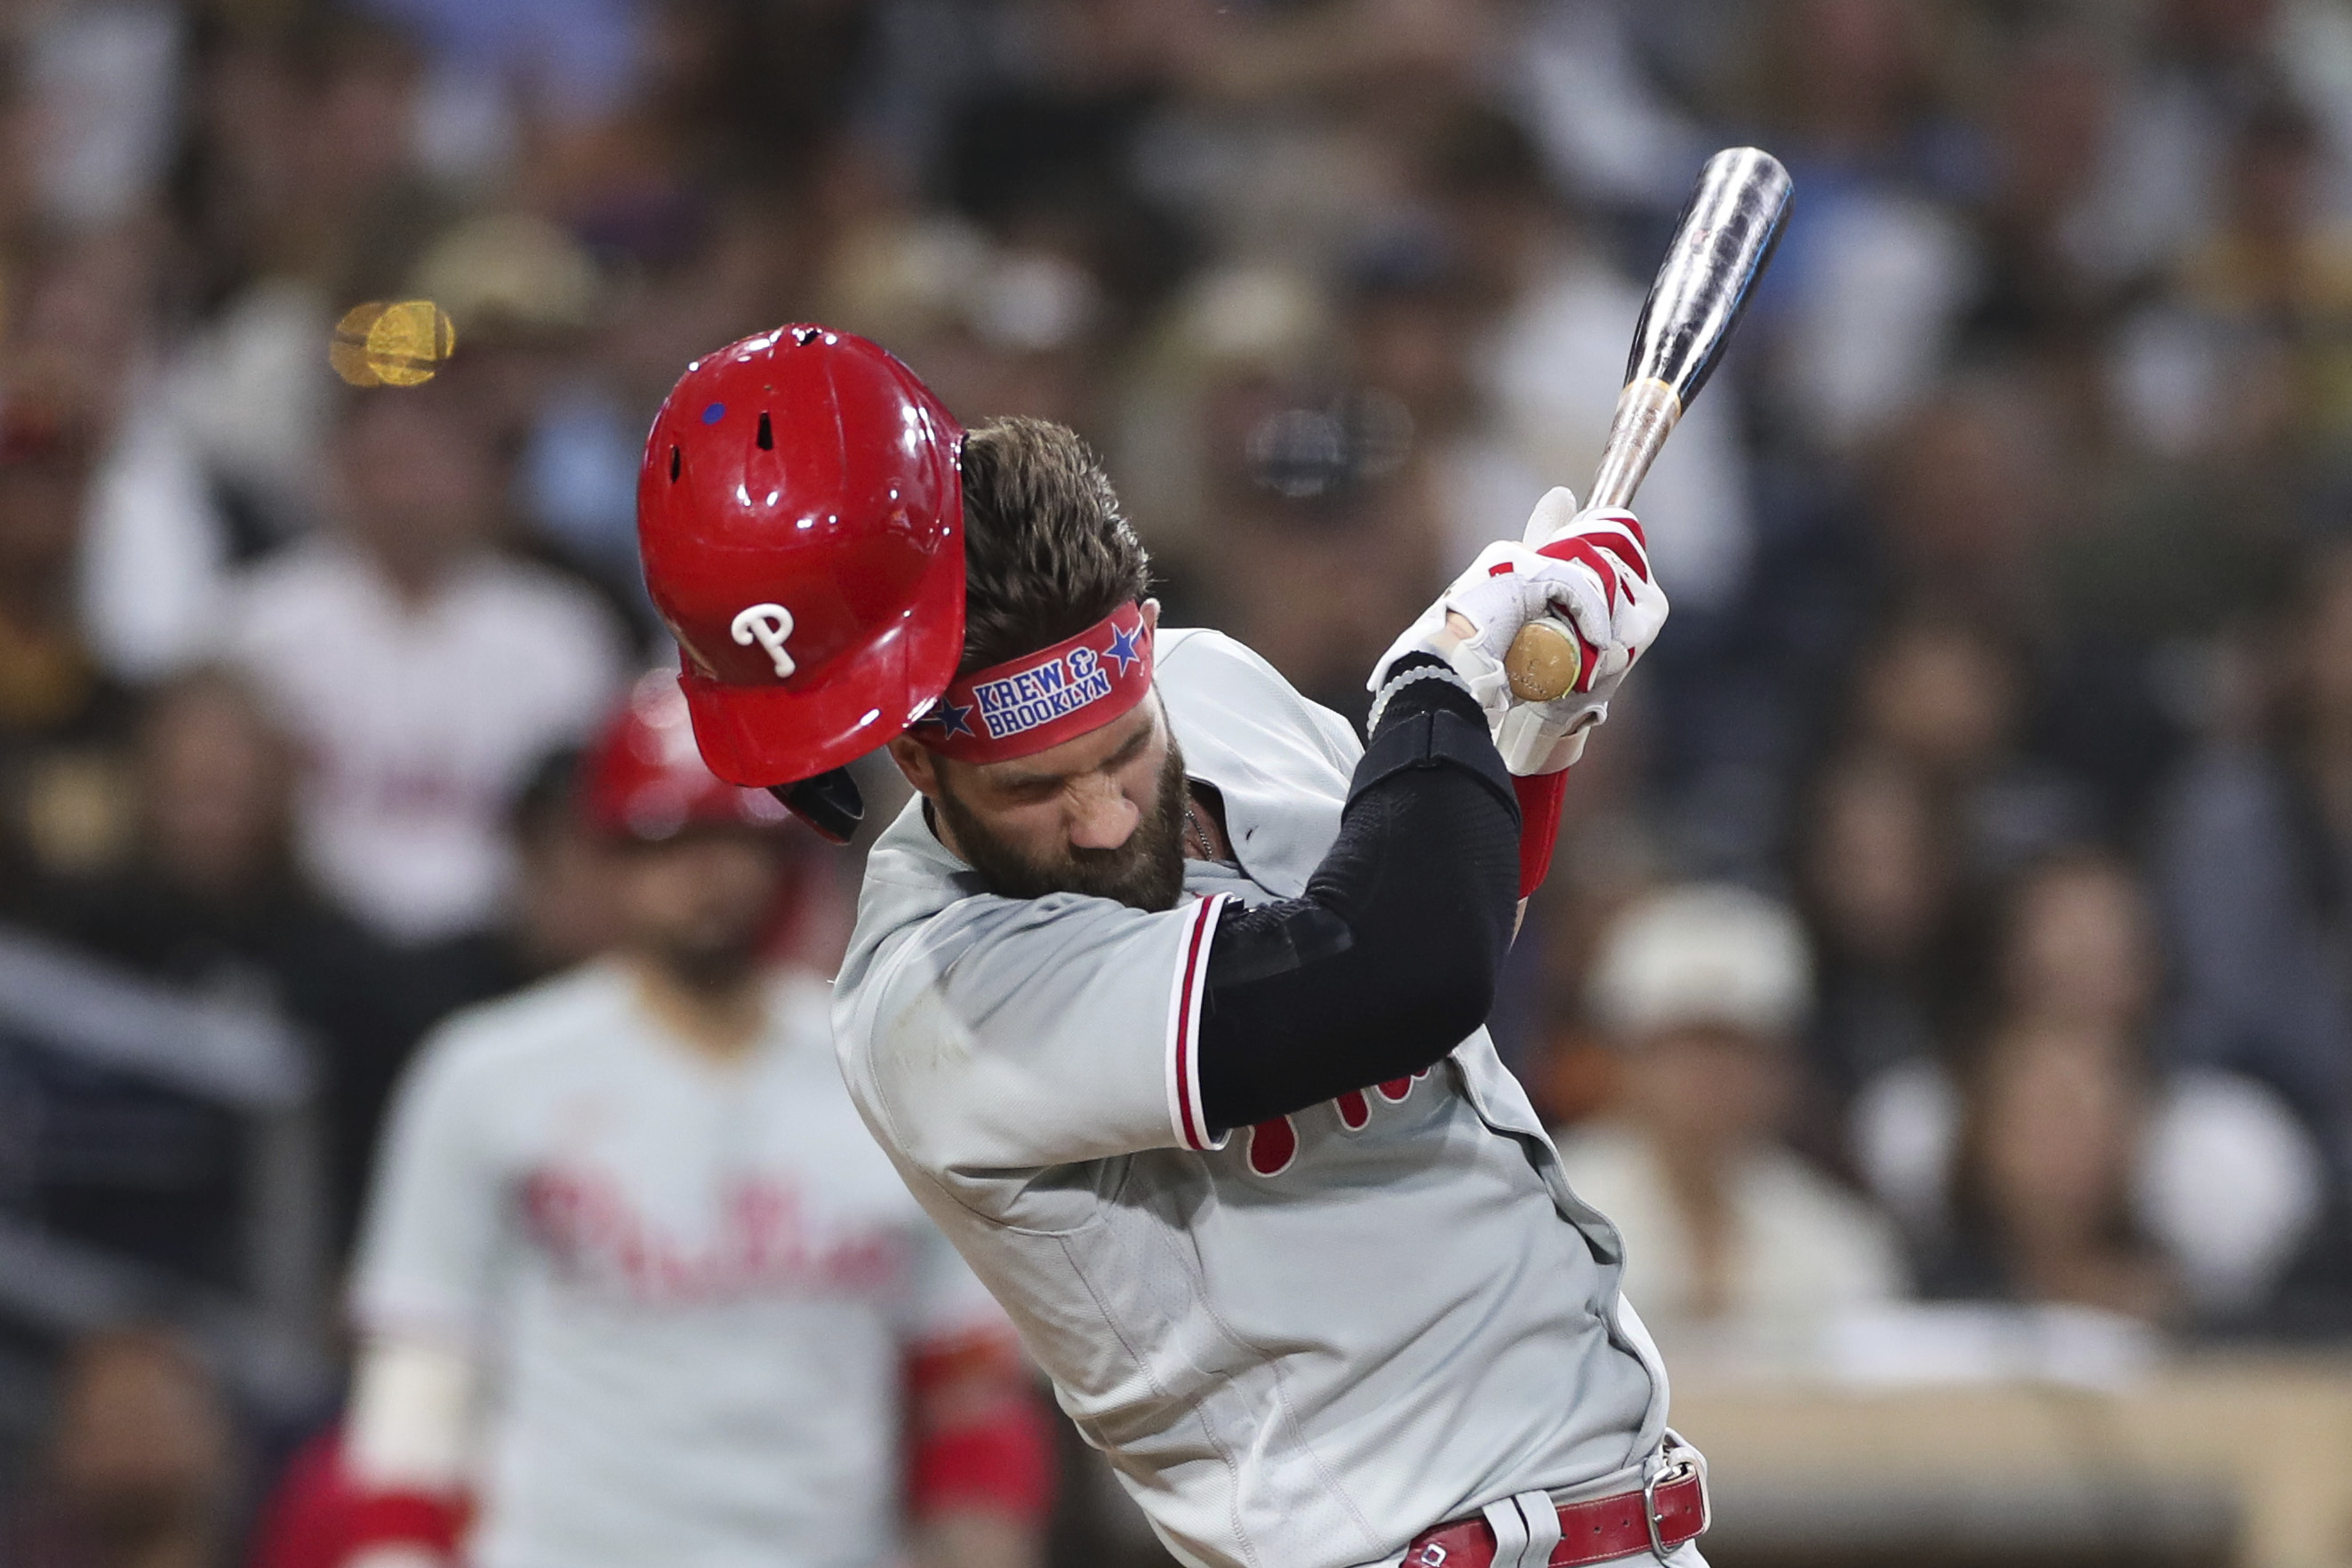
[1510,1490,1561,1564]
[1480,1497,1531,1568]
[1642,1428,1709,1561]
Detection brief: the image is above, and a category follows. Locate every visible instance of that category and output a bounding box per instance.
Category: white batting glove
[1492,488,1668,775]
[1370,508,1607,730]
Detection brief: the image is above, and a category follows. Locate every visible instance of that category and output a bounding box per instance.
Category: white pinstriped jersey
[833,629,1695,1568]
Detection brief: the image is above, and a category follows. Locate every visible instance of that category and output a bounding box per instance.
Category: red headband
[914,602,1154,763]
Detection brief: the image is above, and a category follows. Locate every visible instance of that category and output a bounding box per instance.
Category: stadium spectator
[4,1328,236,1568]
[1857,852,2324,1323]
[218,382,626,945]
[1842,603,2095,876]
[1796,748,1975,1101]
[1746,0,1978,456]
[37,668,418,1256]
[2156,542,2352,1172]
[1555,884,1908,1372]
[0,390,140,908]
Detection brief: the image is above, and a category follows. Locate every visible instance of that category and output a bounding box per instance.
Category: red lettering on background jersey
[523,1168,905,1303]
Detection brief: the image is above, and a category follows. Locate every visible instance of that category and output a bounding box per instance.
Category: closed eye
[1100,724,1155,772]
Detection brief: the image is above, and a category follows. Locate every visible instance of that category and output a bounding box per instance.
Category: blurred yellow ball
[331,300,457,388]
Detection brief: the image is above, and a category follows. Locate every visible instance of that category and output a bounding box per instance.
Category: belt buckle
[1641,1438,1710,1560]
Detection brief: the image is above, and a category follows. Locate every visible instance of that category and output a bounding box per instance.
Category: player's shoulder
[759,966,840,1061]
[409,961,635,1085]
[1156,626,1318,712]
[440,556,627,677]
[1156,626,1359,771]
[223,539,373,636]
[1154,628,1360,896]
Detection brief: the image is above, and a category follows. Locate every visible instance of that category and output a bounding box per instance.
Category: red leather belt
[1401,1456,1708,1568]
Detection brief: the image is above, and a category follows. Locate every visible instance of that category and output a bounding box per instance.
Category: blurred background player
[1557,884,1908,1373]
[257,674,1050,1568]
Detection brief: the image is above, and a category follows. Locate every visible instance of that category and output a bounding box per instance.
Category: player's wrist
[345,1547,447,1568]
[1366,658,1472,736]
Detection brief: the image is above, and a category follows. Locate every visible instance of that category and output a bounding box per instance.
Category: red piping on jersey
[1174,896,1220,1150]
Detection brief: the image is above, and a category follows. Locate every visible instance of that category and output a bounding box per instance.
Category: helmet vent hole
[792,325,820,346]
[756,411,773,451]
[668,444,681,482]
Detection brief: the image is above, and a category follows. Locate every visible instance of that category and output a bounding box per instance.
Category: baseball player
[308,673,1052,1568]
[636,327,1703,1568]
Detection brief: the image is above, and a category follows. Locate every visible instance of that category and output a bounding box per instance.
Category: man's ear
[885,733,942,800]
[1141,598,1161,635]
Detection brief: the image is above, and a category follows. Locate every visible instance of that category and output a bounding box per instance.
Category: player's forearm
[911,1509,1042,1568]
[905,1331,1056,1564]
[348,1338,472,1489]
[341,1337,475,1566]
[1196,661,1520,1129]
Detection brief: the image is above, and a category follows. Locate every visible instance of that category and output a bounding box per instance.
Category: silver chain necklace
[1182,797,1217,860]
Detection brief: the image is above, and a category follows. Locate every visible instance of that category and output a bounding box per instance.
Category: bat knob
[1505,618,1582,704]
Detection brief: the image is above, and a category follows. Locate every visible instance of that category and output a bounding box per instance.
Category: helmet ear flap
[774,768,863,844]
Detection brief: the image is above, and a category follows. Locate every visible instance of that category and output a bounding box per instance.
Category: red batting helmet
[637,325,964,792]
[578,672,800,842]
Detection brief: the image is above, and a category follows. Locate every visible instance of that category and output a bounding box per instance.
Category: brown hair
[956,418,1150,675]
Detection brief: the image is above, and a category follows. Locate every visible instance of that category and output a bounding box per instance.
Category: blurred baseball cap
[577,671,802,843]
[1588,884,1813,1042]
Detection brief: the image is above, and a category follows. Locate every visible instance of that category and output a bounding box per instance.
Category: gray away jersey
[355,963,1003,1568]
[833,628,1689,1568]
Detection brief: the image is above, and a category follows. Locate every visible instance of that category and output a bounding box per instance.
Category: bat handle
[1502,378,1684,703]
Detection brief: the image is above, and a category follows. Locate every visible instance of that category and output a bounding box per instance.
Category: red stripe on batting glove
[1538,518,1651,582]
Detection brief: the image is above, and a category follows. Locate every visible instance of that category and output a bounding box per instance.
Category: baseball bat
[1502,147,1792,703]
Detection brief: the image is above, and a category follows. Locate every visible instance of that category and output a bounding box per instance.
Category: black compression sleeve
[1193,657,1522,1132]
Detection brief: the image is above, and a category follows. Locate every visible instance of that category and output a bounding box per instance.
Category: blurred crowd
[4,0,2352,1560]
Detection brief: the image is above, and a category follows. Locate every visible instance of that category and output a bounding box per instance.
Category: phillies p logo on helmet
[636,326,967,790]
[731,604,797,679]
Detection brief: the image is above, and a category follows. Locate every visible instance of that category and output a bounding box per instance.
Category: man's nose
[1066,774,1140,852]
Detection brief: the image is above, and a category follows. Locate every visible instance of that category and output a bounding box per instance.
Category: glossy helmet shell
[577,671,802,840]
[637,325,964,786]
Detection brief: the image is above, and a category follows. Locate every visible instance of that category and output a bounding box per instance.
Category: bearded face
[932,740,1190,913]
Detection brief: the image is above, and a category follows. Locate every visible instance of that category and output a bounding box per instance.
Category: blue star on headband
[1103,620,1144,676]
[922,698,977,739]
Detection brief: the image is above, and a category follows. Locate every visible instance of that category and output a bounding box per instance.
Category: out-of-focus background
[2,0,2352,1564]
